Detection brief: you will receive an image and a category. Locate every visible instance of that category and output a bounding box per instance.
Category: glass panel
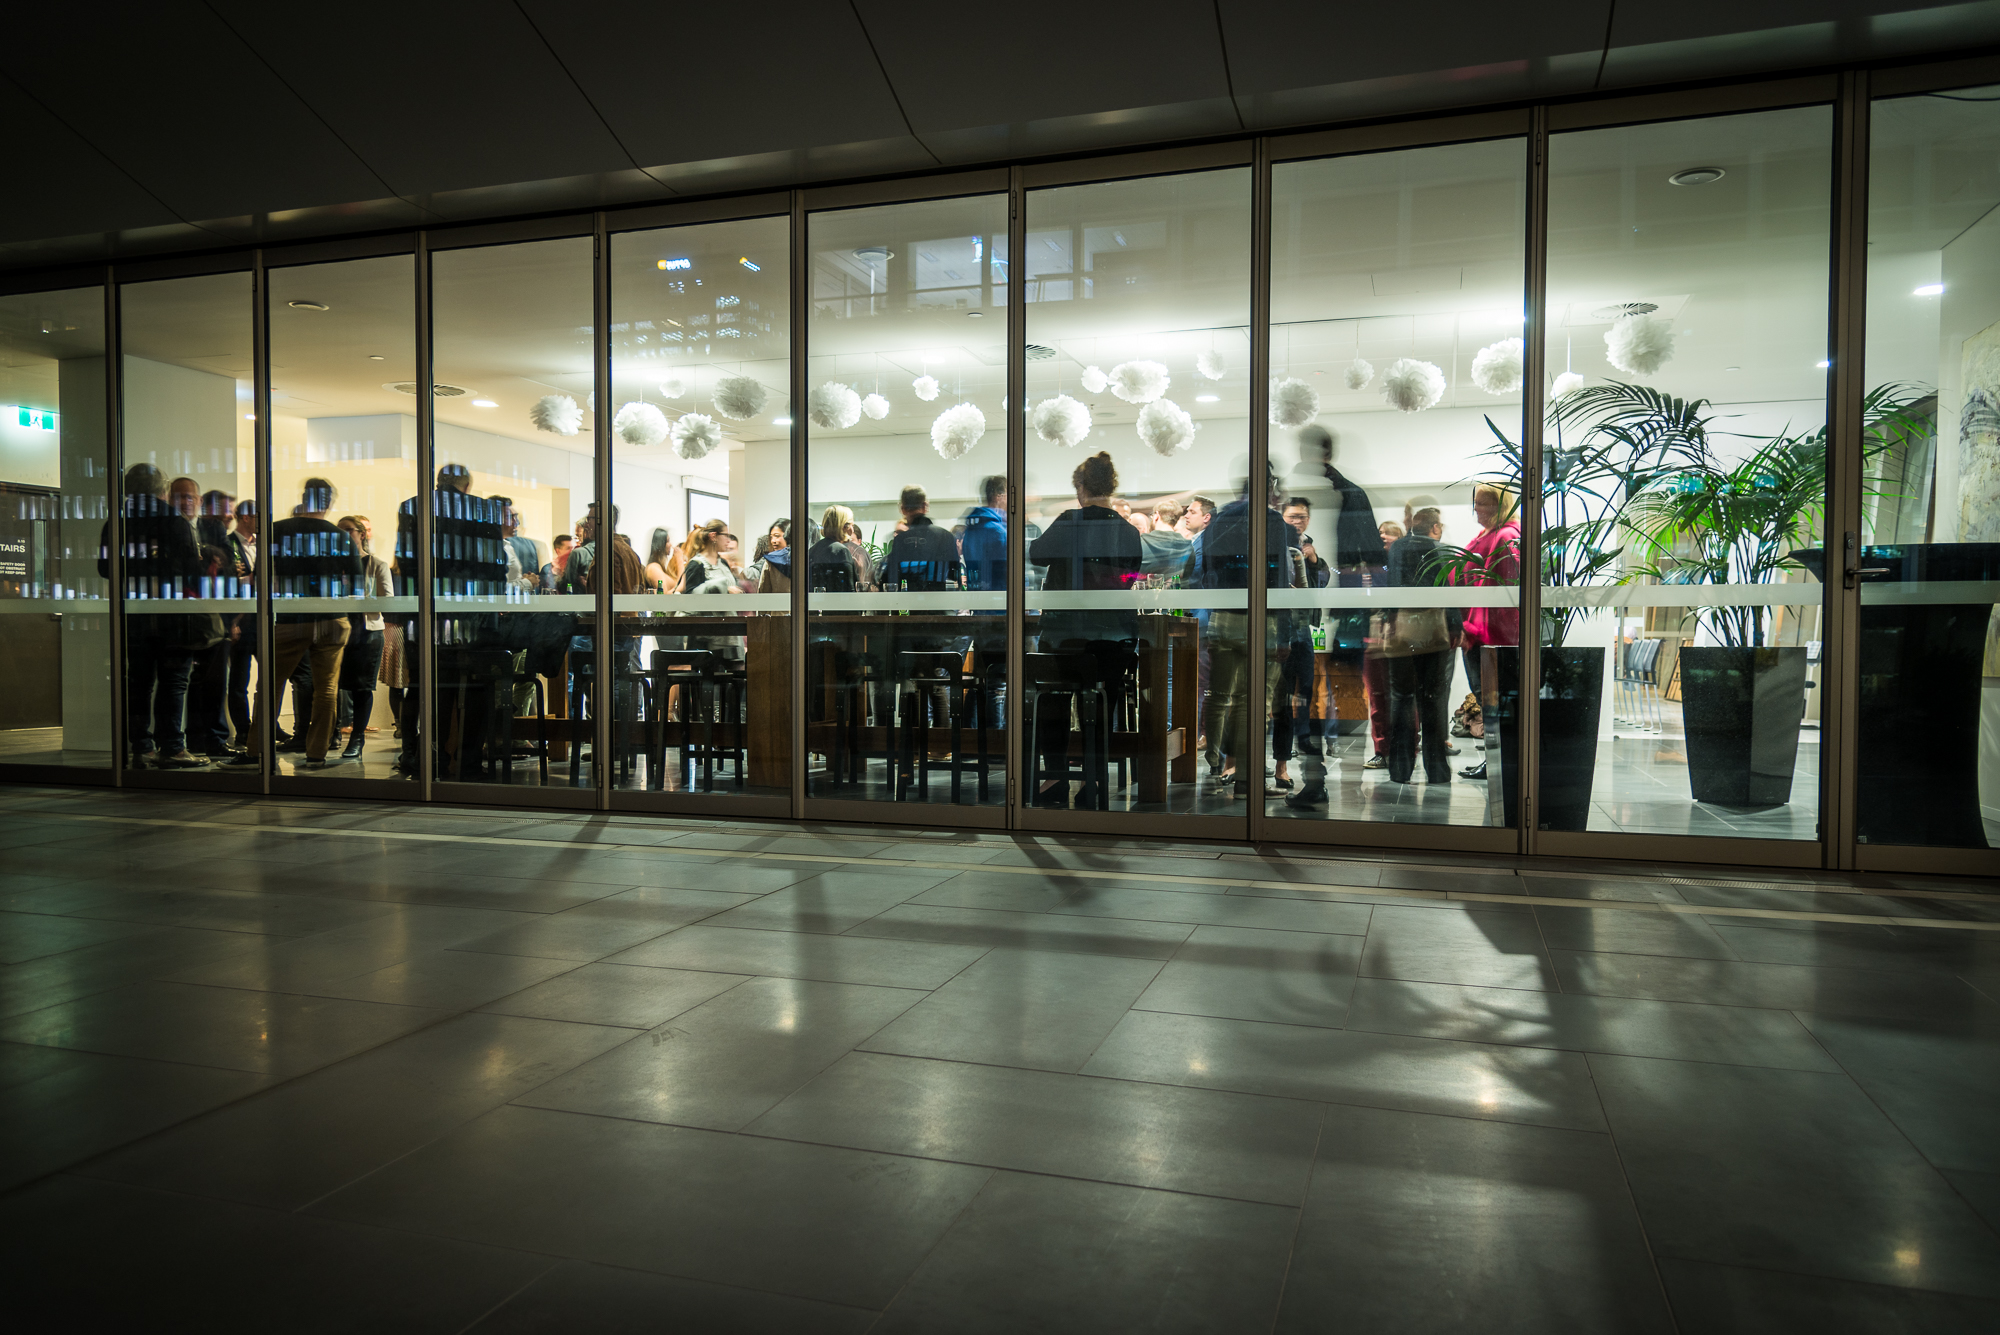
[118,271,255,779]
[1544,108,1831,839]
[609,215,791,802]
[261,256,417,780]
[805,195,1009,810]
[428,238,595,788]
[1859,86,2000,849]
[1023,168,1250,816]
[0,286,111,769]
[1266,139,1526,827]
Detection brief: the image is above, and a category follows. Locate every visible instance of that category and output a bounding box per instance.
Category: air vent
[1025,344,1056,361]
[385,382,468,397]
[1590,302,1659,321]
[1668,167,1726,187]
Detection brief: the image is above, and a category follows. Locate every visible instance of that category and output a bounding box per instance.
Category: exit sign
[13,407,56,430]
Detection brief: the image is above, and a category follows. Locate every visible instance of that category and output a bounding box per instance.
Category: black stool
[895,649,992,803]
[1023,651,1112,810]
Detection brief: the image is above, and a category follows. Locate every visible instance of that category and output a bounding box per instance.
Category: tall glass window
[1022,168,1250,822]
[805,195,1010,814]
[427,238,595,791]
[262,255,417,783]
[609,215,791,806]
[1542,108,1832,840]
[0,286,110,770]
[1266,139,1527,829]
[118,271,255,782]
[1859,86,2000,851]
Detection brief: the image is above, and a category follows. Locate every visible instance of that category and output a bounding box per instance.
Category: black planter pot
[1678,646,1808,807]
[1490,645,1604,832]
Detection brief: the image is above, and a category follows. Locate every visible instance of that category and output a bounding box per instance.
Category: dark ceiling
[5,0,1994,271]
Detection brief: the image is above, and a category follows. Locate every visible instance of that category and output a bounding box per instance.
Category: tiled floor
[2,784,1997,1331]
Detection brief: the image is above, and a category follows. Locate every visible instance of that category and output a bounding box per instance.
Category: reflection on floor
[1,785,1995,1329]
[0,728,110,769]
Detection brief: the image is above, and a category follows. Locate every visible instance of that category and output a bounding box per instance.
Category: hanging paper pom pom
[1079,365,1109,394]
[1381,358,1447,413]
[1030,394,1092,449]
[1108,360,1170,404]
[613,401,669,447]
[659,377,686,399]
[1605,315,1674,377]
[1137,399,1196,456]
[1196,350,1226,380]
[1269,377,1320,428]
[808,381,862,430]
[1550,371,1585,400]
[930,403,987,460]
[1470,338,1525,396]
[670,412,723,460]
[712,375,768,420]
[530,394,583,436]
[1344,358,1375,391]
[861,393,890,420]
[912,374,940,402]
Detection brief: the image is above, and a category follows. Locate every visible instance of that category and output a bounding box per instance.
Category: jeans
[254,620,351,760]
[1388,649,1453,783]
[226,634,255,740]
[127,635,198,756]
[185,638,233,753]
[1462,646,1483,698]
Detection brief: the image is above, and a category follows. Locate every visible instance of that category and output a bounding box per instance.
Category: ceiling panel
[1,6,393,223]
[211,0,634,197]
[1604,0,2000,88]
[0,77,182,244]
[855,0,1235,136]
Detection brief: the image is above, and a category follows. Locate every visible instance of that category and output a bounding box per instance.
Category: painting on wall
[1956,315,2000,543]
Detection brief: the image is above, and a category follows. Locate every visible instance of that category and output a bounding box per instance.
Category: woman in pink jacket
[1457,482,1519,780]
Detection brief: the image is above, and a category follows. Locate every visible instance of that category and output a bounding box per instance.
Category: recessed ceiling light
[1914,283,1945,296]
[386,382,468,397]
[368,354,384,361]
[243,413,256,421]
[772,416,793,427]
[853,247,893,262]
[1725,366,1741,372]
[1816,360,1832,369]
[966,310,983,318]
[1195,394,1219,403]
[288,300,329,311]
[471,399,498,408]
[1669,167,1726,186]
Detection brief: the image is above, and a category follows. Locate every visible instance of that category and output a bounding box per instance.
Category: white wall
[122,356,239,497]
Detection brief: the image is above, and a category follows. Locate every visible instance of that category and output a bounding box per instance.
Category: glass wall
[0,286,110,770]
[1266,139,1527,829]
[263,256,416,781]
[1022,168,1251,821]
[118,271,255,782]
[1541,108,1832,840]
[805,195,1009,814]
[609,215,791,805]
[1859,86,2000,849]
[427,238,595,790]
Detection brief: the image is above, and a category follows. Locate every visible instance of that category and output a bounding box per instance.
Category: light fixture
[288,300,329,311]
[738,257,760,271]
[471,399,498,408]
[771,416,793,427]
[1195,394,1220,403]
[243,413,256,421]
[853,246,893,262]
[966,310,984,318]
[1725,366,1741,372]
[1816,359,1832,369]
[368,354,384,361]
[1669,167,1726,186]
[1914,283,1945,296]
[658,258,691,271]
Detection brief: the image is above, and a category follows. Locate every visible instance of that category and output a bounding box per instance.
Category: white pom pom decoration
[670,412,723,460]
[1470,338,1525,396]
[1269,377,1320,428]
[712,375,768,420]
[613,401,669,447]
[1108,360,1170,404]
[912,375,940,402]
[1079,365,1109,394]
[1604,315,1674,377]
[660,377,686,399]
[808,381,862,430]
[1196,350,1226,381]
[1381,358,1447,413]
[1550,371,1586,400]
[1344,358,1374,390]
[861,393,890,421]
[1137,399,1196,456]
[1030,394,1092,449]
[530,394,583,437]
[930,403,987,460]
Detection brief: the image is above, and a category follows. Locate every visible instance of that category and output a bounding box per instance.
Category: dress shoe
[1460,762,1487,780]
[1284,786,1328,808]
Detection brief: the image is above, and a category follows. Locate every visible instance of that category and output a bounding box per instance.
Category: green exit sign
[14,406,56,430]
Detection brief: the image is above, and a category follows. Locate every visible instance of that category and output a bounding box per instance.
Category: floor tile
[1656,1255,2000,1334]
[607,923,987,989]
[1082,1008,1606,1132]
[1943,1168,2000,1232]
[861,948,1165,1073]
[446,896,737,963]
[1552,949,1999,1024]
[479,962,749,1030]
[571,855,826,895]
[1801,1014,2000,1174]
[304,950,583,1011]
[517,975,919,1131]
[750,1050,1324,1205]
[1532,905,1736,960]
[1589,1052,2000,1297]
[1052,883,1374,935]
[82,1012,632,1210]
[1275,1103,1672,1334]
[697,869,946,935]
[0,910,157,964]
[312,1103,992,1310]
[471,1259,877,1334]
[872,1170,1296,1335]
[162,905,541,992]
[844,903,1193,959]
[1134,924,1363,1028]
[1360,903,1559,991]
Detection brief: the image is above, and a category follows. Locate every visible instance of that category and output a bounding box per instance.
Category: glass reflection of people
[1028,452,1141,808]
[1270,496,1329,795]
[99,463,207,767]
[168,475,201,522]
[491,495,540,592]
[197,489,235,550]
[222,499,259,746]
[1455,482,1520,782]
[230,477,362,770]
[1194,461,1300,802]
[335,514,393,762]
[1376,506,1459,785]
